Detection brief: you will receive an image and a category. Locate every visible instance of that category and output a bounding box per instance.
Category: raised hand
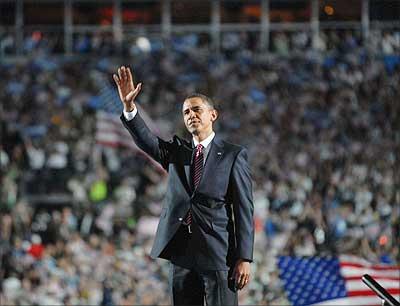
[113,66,142,112]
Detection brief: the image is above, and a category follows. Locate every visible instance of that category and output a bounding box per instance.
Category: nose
[188,110,197,119]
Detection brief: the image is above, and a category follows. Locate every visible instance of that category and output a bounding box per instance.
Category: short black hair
[184,93,216,110]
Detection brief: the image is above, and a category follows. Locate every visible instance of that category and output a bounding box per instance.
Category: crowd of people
[1,28,400,56]
[1,29,399,305]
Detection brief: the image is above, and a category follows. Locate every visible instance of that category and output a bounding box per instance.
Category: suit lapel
[184,163,192,194]
[180,140,194,194]
[184,140,195,194]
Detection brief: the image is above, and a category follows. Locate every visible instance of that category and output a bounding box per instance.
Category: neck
[192,129,213,143]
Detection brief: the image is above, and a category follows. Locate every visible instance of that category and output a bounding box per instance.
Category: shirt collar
[193,131,215,149]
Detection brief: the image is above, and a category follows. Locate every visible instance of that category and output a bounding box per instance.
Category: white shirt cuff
[123,107,138,121]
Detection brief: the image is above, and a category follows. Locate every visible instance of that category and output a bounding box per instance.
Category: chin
[188,128,199,135]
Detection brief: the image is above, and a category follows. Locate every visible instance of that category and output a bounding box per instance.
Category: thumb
[134,83,142,97]
[126,90,136,102]
[127,83,142,102]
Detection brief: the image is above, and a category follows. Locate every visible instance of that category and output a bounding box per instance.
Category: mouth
[189,121,200,125]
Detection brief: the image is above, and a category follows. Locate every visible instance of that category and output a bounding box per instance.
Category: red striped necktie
[192,144,204,189]
[184,144,204,232]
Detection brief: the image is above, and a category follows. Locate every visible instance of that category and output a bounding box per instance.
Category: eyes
[183,106,203,116]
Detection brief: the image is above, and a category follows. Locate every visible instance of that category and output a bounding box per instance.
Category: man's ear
[211,109,218,122]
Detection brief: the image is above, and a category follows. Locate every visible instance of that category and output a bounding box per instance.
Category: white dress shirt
[193,131,215,165]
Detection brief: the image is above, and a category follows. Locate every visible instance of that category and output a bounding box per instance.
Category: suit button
[178,217,183,221]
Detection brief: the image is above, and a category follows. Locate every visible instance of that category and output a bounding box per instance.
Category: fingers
[116,66,134,85]
[121,66,127,81]
[127,67,134,85]
[113,74,120,86]
[235,272,250,290]
[135,82,142,94]
[114,66,141,104]
[126,82,142,102]
[231,263,250,290]
[118,67,123,81]
[118,66,128,83]
[236,273,250,290]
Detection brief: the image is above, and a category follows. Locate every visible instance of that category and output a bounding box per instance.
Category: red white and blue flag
[278,255,400,306]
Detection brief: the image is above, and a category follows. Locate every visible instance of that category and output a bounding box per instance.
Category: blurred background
[0,0,399,305]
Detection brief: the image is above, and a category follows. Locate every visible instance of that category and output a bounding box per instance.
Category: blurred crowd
[1,29,400,56]
[1,29,399,305]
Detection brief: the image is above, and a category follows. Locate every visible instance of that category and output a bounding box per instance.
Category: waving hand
[113,66,142,112]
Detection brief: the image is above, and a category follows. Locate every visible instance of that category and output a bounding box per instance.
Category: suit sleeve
[120,111,174,170]
[230,148,254,262]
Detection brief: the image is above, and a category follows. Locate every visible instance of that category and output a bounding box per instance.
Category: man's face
[182,97,218,135]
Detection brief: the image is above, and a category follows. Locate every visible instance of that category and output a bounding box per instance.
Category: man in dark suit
[113,66,254,306]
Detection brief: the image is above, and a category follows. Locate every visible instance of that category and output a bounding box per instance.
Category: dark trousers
[169,263,238,306]
[167,223,238,306]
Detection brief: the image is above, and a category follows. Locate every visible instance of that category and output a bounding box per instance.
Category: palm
[113,66,142,109]
[117,74,134,102]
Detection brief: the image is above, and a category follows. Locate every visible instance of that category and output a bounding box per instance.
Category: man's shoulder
[217,137,246,154]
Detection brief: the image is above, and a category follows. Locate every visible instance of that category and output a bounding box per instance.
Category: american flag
[278,255,400,306]
[93,72,165,172]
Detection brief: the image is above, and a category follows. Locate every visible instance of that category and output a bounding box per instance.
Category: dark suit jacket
[121,111,254,270]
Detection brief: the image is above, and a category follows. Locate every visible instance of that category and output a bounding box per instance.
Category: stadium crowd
[1,29,400,56]
[1,29,399,305]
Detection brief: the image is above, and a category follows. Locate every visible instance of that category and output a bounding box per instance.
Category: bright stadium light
[136,36,151,52]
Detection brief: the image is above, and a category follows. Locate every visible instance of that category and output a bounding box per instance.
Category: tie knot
[196,144,204,153]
